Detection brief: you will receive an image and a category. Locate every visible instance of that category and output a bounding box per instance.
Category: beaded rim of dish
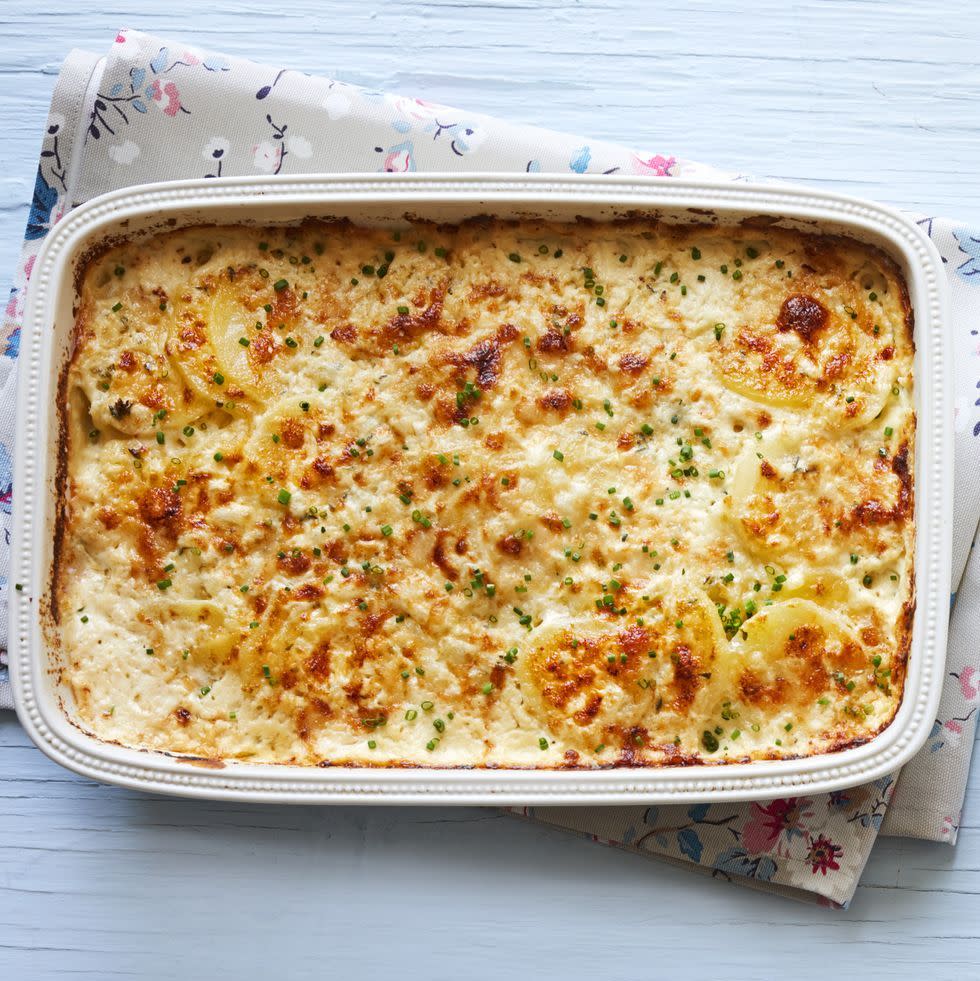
[9,175,948,802]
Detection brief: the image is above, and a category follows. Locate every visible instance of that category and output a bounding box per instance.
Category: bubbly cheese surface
[56,218,915,767]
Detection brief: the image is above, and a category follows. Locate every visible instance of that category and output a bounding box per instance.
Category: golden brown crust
[54,217,915,768]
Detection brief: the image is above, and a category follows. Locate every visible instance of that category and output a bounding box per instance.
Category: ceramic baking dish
[9,173,952,804]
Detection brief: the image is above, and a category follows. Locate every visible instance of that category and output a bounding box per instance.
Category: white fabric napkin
[4,29,980,907]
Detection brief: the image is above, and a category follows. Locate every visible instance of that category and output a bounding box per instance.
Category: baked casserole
[54,217,915,767]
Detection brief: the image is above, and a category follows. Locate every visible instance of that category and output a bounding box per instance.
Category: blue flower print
[677,827,703,861]
[570,146,591,173]
[713,847,778,882]
[428,119,486,156]
[0,442,12,515]
[26,168,58,241]
[953,228,980,282]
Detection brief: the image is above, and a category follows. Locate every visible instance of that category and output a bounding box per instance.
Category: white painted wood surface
[2,2,979,977]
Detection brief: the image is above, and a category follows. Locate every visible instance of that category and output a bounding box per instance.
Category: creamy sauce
[56,218,915,767]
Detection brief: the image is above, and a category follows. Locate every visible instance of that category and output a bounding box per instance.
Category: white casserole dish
[9,173,951,804]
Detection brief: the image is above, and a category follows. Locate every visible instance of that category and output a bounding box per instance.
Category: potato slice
[79,292,200,435]
[168,294,226,403]
[711,287,897,428]
[727,599,869,713]
[154,598,238,666]
[206,280,272,401]
[518,584,728,751]
[728,431,912,568]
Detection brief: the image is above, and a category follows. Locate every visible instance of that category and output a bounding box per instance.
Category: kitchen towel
[4,29,980,907]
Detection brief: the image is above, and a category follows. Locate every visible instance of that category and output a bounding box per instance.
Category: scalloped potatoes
[55,218,914,767]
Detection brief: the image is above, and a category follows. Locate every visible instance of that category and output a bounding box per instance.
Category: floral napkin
[4,28,980,908]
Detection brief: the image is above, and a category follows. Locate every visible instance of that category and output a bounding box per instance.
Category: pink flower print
[805,834,843,875]
[942,718,964,748]
[956,665,980,702]
[113,32,140,62]
[631,153,676,177]
[183,51,200,66]
[741,797,814,855]
[377,141,415,173]
[160,82,182,117]
[388,95,442,124]
[384,149,411,171]
[252,140,283,174]
[148,80,182,117]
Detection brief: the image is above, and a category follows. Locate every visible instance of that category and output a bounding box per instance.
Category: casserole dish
[10,173,951,803]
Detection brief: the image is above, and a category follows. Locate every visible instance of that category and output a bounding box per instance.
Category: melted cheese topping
[55,218,915,768]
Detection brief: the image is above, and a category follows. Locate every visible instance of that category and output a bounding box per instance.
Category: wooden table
[2,3,979,977]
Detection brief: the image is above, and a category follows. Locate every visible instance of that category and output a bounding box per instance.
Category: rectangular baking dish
[10,173,952,804]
